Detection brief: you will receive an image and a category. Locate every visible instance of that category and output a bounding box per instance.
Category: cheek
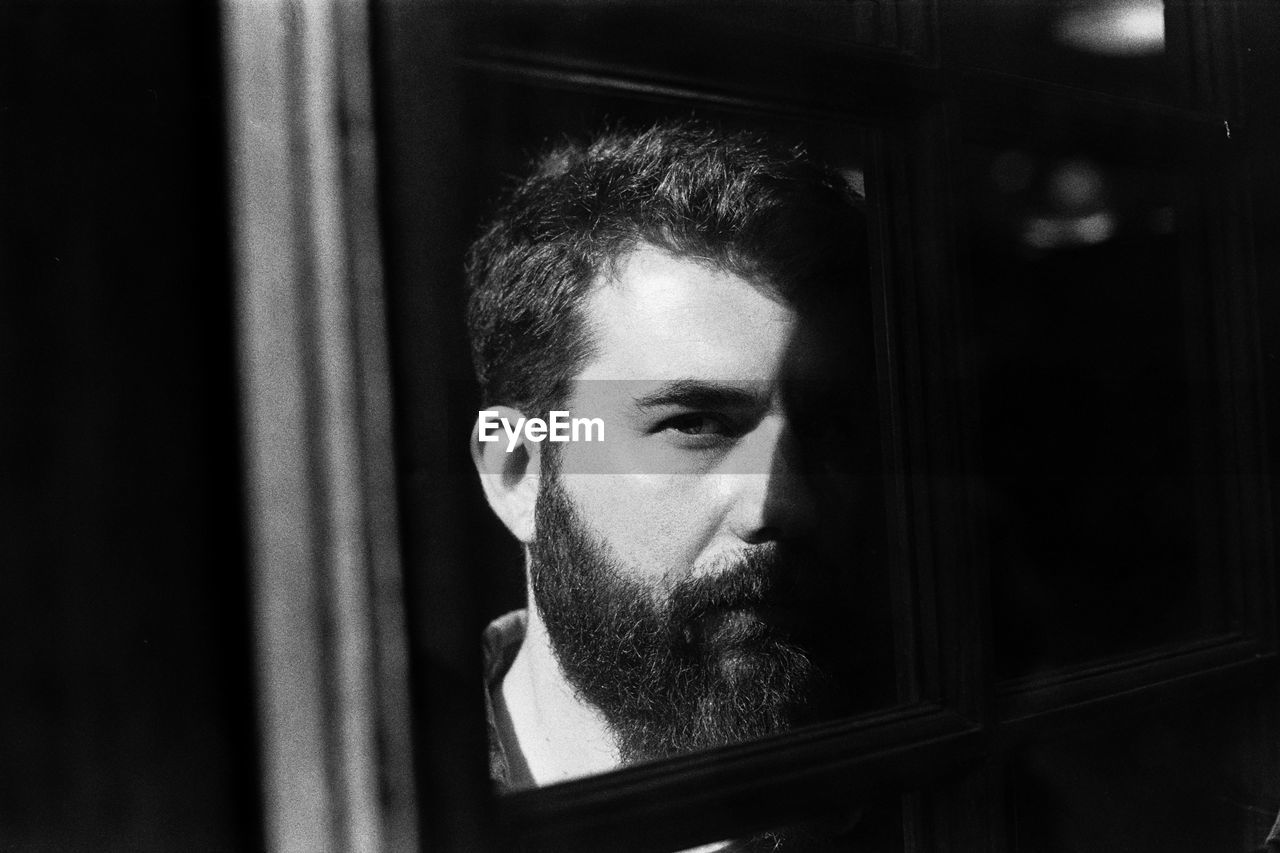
[559,474,722,582]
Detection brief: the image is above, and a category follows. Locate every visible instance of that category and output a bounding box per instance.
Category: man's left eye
[659,413,738,439]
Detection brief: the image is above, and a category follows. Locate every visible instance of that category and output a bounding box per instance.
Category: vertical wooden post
[222,2,419,850]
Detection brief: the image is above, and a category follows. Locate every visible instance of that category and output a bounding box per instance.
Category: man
[466,122,877,793]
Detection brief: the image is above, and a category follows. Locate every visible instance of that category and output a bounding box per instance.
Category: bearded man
[467,121,874,793]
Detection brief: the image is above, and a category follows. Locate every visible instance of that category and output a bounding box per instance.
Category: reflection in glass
[943,0,1171,103]
[966,136,1226,678]
[1054,0,1165,58]
[1006,692,1271,850]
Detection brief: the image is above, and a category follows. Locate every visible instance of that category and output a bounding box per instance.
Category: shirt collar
[483,609,528,791]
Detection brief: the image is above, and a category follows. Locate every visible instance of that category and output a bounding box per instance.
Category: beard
[528,469,822,765]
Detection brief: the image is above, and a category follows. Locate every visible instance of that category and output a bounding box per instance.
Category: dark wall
[0,2,261,849]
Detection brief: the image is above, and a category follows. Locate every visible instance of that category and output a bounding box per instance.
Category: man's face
[554,244,818,583]
[529,244,831,761]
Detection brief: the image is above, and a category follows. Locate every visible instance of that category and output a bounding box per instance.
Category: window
[225,0,1280,850]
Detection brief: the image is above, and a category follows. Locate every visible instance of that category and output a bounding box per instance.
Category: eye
[656,412,741,446]
[669,413,727,434]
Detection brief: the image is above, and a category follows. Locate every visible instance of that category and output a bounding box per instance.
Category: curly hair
[465,121,868,415]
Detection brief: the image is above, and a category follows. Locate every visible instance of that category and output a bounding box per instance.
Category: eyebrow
[631,379,769,412]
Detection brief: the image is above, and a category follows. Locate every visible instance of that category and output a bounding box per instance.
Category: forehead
[575,244,796,382]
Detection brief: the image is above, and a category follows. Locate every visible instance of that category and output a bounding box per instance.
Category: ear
[471,406,541,544]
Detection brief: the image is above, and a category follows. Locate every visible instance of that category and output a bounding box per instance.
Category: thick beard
[529,469,819,765]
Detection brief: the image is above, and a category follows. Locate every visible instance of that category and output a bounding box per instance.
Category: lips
[680,601,798,649]
[701,606,760,635]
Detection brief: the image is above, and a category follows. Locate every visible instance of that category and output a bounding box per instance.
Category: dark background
[0,2,261,850]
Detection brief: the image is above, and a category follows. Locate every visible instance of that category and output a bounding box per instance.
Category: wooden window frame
[223,1,418,850]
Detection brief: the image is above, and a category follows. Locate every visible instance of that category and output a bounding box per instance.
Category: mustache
[664,544,803,641]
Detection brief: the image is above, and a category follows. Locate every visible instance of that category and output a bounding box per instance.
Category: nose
[722,414,818,544]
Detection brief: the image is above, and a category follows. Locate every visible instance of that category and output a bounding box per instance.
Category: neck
[501,600,621,786]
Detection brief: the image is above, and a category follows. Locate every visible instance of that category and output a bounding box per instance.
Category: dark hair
[465,121,868,414]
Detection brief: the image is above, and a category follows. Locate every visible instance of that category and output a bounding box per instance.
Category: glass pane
[456,0,920,77]
[1004,690,1275,850]
[387,67,902,790]
[963,122,1230,679]
[942,0,1177,104]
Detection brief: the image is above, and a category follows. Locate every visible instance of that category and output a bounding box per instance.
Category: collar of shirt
[483,608,528,792]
